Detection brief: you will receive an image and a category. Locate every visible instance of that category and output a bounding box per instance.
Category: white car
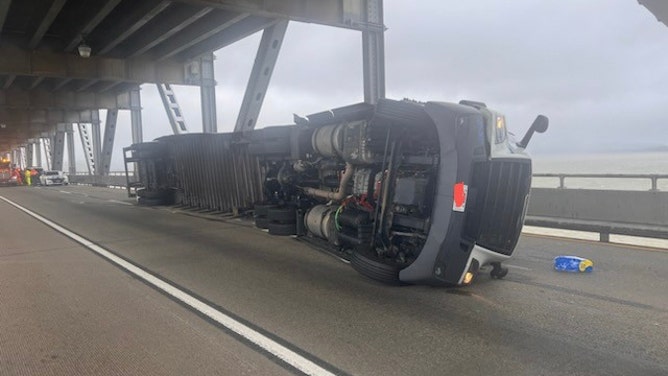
[40,170,69,186]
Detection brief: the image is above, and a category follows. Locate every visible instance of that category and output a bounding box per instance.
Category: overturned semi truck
[124,99,548,286]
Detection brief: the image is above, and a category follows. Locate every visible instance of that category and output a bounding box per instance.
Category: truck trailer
[124,98,547,286]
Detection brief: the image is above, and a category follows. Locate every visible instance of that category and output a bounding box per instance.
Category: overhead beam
[177,0,377,31]
[0,109,111,126]
[362,0,385,103]
[0,44,190,85]
[1,88,131,110]
[154,11,249,60]
[65,0,123,52]
[0,0,10,36]
[127,5,213,58]
[97,0,172,55]
[29,0,68,49]
[180,16,276,60]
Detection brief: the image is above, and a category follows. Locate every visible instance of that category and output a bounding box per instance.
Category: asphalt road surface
[1,185,666,375]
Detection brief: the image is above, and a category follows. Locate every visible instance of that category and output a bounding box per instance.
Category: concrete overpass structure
[0,0,385,174]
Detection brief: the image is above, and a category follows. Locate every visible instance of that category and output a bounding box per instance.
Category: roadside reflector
[453,182,468,212]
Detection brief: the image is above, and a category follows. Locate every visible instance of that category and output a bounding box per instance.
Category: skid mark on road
[504,277,666,313]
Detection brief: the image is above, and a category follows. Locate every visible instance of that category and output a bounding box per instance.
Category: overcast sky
[97,0,668,171]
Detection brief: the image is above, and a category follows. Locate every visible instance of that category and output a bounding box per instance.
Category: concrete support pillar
[51,124,66,171]
[67,124,76,175]
[130,87,143,143]
[362,0,386,104]
[200,52,217,133]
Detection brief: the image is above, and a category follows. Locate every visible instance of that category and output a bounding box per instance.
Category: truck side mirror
[517,115,548,149]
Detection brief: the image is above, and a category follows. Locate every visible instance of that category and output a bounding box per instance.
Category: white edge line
[0,195,336,376]
[107,199,133,206]
[504,264,531,271]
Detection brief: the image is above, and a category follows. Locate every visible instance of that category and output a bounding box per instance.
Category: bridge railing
[69,171,668,242]
[527,173,668,242]
[532,173,668,191]
[69,172,130,188]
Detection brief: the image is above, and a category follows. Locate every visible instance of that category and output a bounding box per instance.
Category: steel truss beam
[157,83,188,134]
[67,124,75,175]
[178,0,376,31]
[78,123,94,175]
[127,5,213,58]
[28,0,67,49]
[362,0,385,104]
[235,20,288,132]
[0,0,10,37]
[64,0,123,52]
[199,53,217,133]
[51,124,66,171]
[130,87,143,143]
[97,0,172,55]
[90,110,101,175]
[26,142,33,167]
[154,12,250,61]
[99,109,118,175]
[34,138,42,167]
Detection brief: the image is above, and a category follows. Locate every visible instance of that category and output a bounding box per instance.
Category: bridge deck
[0,185,666,375]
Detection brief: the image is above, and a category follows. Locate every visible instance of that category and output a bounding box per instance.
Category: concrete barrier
[69,175,128,188]
[526,188,668,241]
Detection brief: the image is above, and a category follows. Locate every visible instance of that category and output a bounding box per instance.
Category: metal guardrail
[533,173,668,191]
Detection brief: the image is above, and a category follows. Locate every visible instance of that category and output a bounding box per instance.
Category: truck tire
[254,216,270,229]
[351,251,403,285]
[268,207,296,224]
[137,188,167,199]
[267,222,297,236]
[138,196,165,206]
[254,203,276,217]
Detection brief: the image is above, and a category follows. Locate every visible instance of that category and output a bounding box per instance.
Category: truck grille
[463,159,532,256]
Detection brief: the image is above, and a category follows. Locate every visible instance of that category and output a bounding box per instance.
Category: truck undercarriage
[125,98,547,286]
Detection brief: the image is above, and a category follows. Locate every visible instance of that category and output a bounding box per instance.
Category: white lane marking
[59,190,72,194]
[0,195,336,376]
[505,264,531,271]
[107,199,133,206]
